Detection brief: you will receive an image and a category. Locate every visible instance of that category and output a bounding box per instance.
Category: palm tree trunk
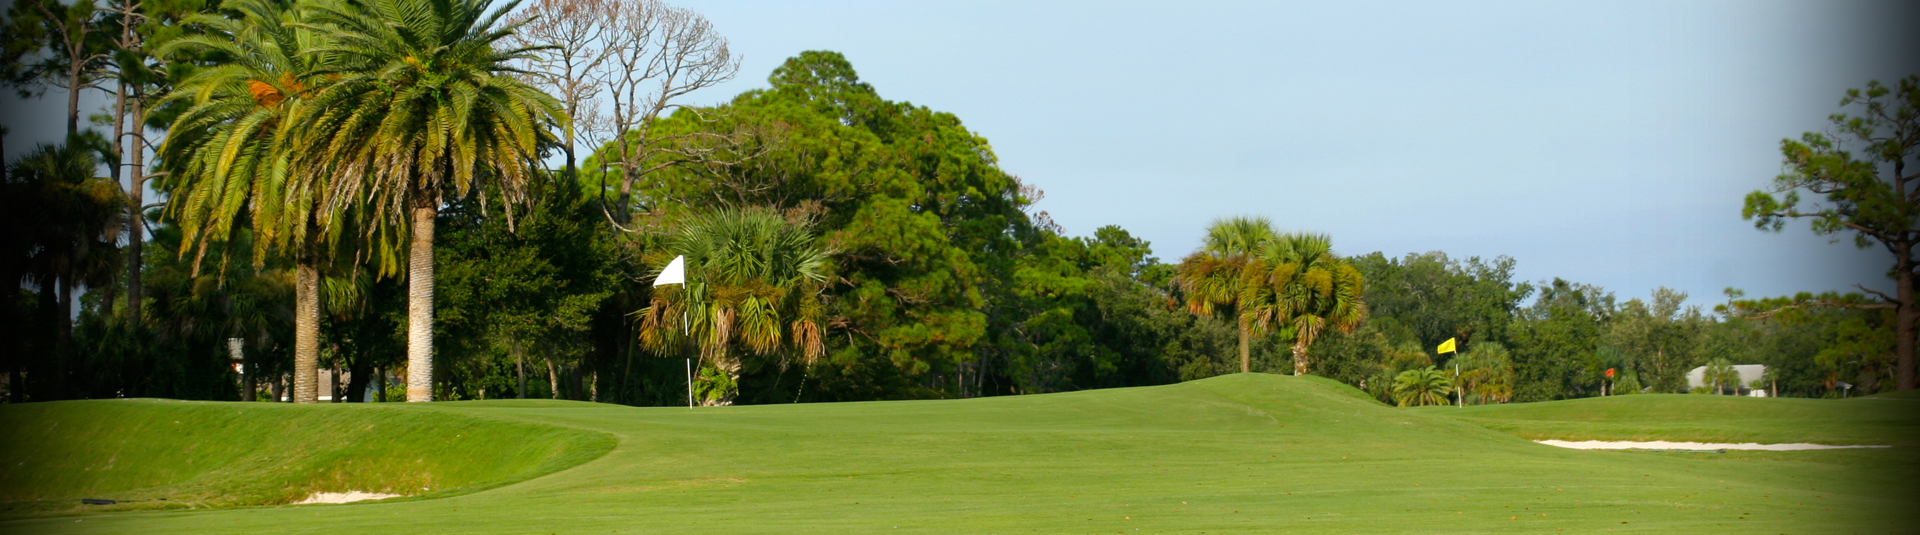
[109,77,128,321]
[546,358,559,400]
[331,361,344,403]
[1893,249,1914,390]
[124,90,147,326]
[293,260,319,403]
[345,356,372,402]
[406,205,438,402]
[55,277,72,399]
[228,338,246,400]
[1292,341,1310,376]
[1237,321,1250,374]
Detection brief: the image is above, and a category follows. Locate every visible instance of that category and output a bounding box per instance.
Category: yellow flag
[1437,338,1457,354]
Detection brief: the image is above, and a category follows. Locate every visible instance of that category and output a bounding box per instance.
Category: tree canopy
[1,0,1907,407]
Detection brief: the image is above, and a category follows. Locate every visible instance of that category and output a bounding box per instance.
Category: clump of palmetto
[1393,366,1453,407]
[637,207,830,405]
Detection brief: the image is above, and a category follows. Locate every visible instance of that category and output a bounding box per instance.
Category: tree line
[2,0,1912,405]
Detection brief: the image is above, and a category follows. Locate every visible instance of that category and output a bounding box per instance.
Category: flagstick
[1455,363,1461,407]
[653,255,693,408]
[685,310,693,408]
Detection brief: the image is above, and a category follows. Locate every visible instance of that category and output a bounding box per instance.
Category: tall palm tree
[156,0,332,403]
[294,0,563,402]
[1240,233,1366,376]
[636,208,830,405]
[1174,216,1274,373]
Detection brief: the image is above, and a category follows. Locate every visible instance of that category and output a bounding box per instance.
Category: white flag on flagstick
[653,255,686,287]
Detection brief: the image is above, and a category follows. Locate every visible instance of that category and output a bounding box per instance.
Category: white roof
[1685,364,1766,390]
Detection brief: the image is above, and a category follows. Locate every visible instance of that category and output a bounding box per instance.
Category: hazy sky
[4,0,1916,308]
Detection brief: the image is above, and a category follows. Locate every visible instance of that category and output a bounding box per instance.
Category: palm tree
[1174,216,1274,373]
[294,0,564,401]
[156,0,332,403]
[1392,366,1453,407]
[1704,357,1739,395]
[8,137,125,399]
[1240,233,1366,376]
[635,208,830,405]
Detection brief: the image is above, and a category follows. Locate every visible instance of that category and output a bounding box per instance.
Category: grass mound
[0,399,614,517]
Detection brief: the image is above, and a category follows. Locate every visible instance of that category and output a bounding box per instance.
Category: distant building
[1684,364,1766,395]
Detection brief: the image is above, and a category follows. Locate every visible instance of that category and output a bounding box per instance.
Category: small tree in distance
[1704,357,1740,395]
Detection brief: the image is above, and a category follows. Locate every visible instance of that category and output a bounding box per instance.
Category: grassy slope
[0,399,614,517]
[1,374,1912,534]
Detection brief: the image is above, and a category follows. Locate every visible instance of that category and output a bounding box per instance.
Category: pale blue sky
[4,0,1915,308]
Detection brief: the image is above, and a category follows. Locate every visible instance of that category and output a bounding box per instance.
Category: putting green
[1,374,1912,534]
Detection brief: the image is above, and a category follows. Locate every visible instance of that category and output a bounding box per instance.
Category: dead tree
[599,0,740,225]
[506,0,616,183]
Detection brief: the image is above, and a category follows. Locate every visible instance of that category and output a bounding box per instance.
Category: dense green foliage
[578,51,1244,403]
[2,136,126,402]
[431,174,615,401]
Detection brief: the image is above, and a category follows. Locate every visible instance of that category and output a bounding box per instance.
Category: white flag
[652,255,686,287]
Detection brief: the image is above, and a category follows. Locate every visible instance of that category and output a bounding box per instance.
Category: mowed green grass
[1412,392,1918,446]
[0,398,614,517]
[1,373,1914,534]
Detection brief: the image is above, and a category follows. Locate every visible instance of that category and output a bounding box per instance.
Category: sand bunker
[1537,440,1890,451]
[294,491,403,504]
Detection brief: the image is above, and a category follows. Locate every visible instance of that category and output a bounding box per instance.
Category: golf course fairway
[1,373,1913,534]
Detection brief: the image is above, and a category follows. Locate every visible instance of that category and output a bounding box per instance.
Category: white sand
[1536,440,1890,451]
[294,491,403,504]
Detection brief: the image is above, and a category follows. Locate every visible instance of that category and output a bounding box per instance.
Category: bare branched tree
[599,0,741,224]
[511,0,764,228]
[506,0,616,182]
